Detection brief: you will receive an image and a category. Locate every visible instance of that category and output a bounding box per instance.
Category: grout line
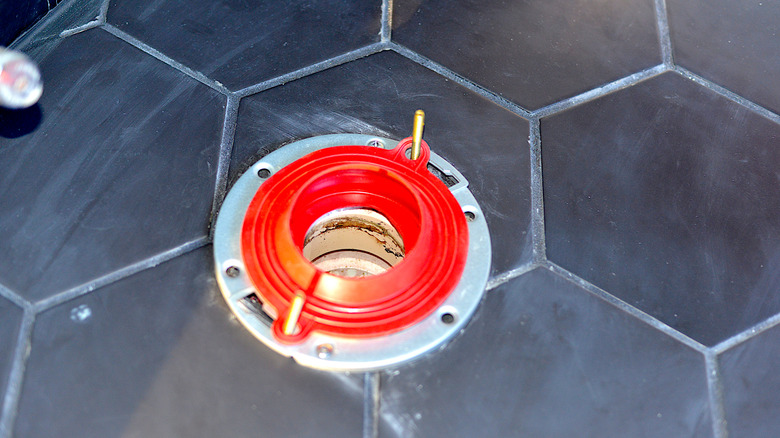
[532,64,669,118]
[705,352,729,438]
[7,27,38,51]
[0,308,35,438]
[389,42,533,119]
[99,0,111,22]
[674,66,780,125]
[59,0,110,38]
[712,311,780,355]
[209,95,241,241]
[380,0,393,42]
[363,372,380,438]
[653,0,674,67]
[486,262,538,291]
[234,42,388,98]
[543,261,707,352]
[33,237,209,313]
[528,116,546,264]
[0,283,30,311]
[59,20,101,38]
[101,24,232,96]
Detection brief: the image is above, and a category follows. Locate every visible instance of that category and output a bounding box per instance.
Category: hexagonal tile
[107,0,382,91]
[0,28,225,302]
[379,268,711,437]
[392,0,662,110]
[10,0,104,50]
[668,0,780,114]
[14,247,365,438]
[720,323,780,438]
[1,0,48,45]
[229,50,532,279]
[542,72,780,346]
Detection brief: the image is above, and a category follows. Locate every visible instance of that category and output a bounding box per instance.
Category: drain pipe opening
[302,208,405,278]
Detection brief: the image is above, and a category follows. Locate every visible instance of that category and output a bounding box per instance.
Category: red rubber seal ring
[240,138,469,344]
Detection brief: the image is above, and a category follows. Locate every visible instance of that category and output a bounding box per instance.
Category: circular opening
[257,167,272,178]
[441,312,455,324]
[464,210,476,222]
[302,208,405,278]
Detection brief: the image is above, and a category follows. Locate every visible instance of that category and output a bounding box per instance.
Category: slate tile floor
[1,1,779,437]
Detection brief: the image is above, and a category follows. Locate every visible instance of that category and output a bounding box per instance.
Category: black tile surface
[393,0,662,110]
[0,296,23,417]
[667,0,780,114]
[14,247,365,438]
[720,324,780,438]
[10,0,104,53]
[542,72,780,346]
[230,51,532,278]
[0,28,225,302]
[5,0,780,435]
[379,268,711,438]
[0,0,48,45]
[107,0,382,91]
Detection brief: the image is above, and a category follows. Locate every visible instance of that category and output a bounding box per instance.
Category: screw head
[226,266,240,277]
[367,139,385,148]
[316,343,334,359]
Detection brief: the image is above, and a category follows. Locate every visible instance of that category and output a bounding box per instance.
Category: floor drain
[213,126,490,371]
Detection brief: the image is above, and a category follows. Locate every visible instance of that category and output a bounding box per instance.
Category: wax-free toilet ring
[214,126,490,371]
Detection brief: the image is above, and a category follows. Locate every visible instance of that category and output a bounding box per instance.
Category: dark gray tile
[720,324,780,438]
[379,268,712,438]
[0,28,225,302]
[0,296,23,416]
[10,0,104,52]
[0,0,48,45]
[230,51,532,279]
[393,0,661,110]
[541,72,780,346]
[107,0,381,91]
[15,247,365,438]
[667,0,780,114]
